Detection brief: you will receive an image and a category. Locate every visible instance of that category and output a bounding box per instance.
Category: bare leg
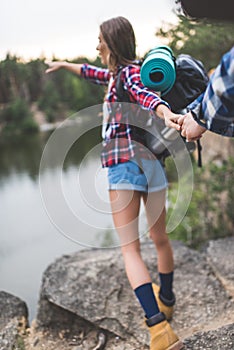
[109,190,151,289]
[143,190,174,273]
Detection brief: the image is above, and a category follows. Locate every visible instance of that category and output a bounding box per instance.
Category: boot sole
[167,340,184,350]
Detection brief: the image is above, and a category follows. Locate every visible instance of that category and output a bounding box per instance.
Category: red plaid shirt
[81,63,170,167]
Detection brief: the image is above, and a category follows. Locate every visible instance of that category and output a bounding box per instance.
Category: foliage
[14,336,25,350]
[0,54,46,104]
[167,157,234,248]
[0,98,38,134]
[26,59,47,101]
[156,16,234,70]
[38,80,61,122]
[0,54,104,133]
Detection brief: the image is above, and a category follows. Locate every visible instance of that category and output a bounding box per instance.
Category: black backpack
[162,54,209,112]
[115,53,209,166]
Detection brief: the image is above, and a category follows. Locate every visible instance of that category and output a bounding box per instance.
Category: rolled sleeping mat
[140,45,176,94]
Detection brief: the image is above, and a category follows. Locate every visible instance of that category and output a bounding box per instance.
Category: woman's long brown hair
[100,16,136,73]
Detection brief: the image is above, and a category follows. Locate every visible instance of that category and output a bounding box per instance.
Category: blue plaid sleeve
[188,46,234,137]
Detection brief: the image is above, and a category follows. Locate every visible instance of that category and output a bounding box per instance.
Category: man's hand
[178,111,206,141]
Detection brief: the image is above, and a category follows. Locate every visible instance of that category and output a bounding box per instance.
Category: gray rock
[170,241,234,337]
[183,323,234,349]
[36,238,234,348]
[2,237,233,349]
[36,247,146,347]
[0,291,28,330]
[0,319,19,350]
[207,236,234,297]
[0,291,28,350]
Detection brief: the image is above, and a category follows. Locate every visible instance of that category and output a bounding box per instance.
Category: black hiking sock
[159,271,174,301]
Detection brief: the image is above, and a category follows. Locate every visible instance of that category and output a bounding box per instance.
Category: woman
[46,16,183,350]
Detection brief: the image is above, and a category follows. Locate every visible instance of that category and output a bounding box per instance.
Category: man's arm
[180,47,234,140]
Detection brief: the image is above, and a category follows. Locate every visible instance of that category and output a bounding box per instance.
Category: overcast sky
[0,0,179,61]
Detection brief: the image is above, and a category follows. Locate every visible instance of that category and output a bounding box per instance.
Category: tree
[0,98,38,134]
[26,59,46,102]
[38,80,61,122]
[156,16,234,70]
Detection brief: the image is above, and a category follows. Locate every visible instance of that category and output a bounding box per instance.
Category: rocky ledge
[0,291,28,350]
[1,237,234,349]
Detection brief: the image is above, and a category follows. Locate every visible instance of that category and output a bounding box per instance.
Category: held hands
[161,106,206,141]
[178,112,206,141]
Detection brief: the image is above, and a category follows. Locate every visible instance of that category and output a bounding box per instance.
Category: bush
[0,98,38,134]
[167,158,234,248]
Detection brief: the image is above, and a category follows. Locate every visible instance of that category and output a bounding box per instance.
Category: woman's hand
[156,104,181,131]
[45,61,67,74]
[163,111,182,131]
[45,61,82,76]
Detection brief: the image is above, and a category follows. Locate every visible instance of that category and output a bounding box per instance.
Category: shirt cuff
[189,103,208,129]
[80,63,88,78]
[157,100,171,110]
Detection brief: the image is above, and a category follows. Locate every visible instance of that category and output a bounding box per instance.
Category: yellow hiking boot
[146,313,183,350]
[152,283,175,321]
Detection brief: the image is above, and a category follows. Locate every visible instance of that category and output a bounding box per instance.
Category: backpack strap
[115,67,145,172]
[115,67,131,102]
[196,139,202,167]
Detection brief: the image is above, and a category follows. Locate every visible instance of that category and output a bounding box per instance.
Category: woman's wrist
[155,103,171,119]
[61,61,70,68]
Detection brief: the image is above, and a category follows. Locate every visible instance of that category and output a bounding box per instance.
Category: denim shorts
[107,158,168,193]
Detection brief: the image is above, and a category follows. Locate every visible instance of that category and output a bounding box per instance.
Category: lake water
[0,117,148,322]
